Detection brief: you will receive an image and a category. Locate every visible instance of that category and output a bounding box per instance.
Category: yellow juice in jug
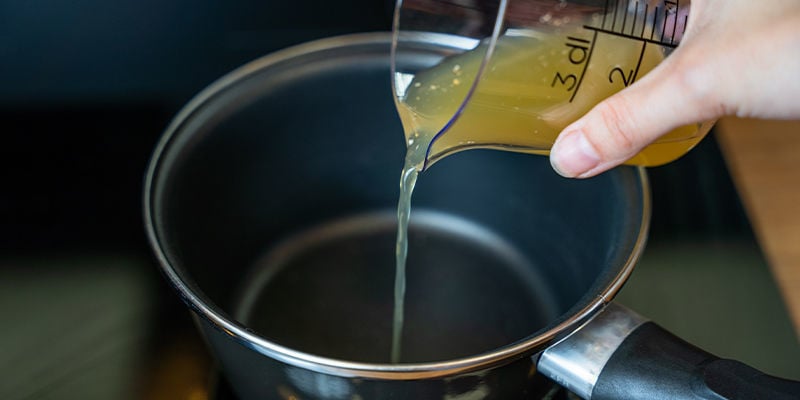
[396,28,711,169]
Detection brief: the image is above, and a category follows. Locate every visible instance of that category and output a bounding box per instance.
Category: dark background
[0,0,750,258]
[1,0,395,255]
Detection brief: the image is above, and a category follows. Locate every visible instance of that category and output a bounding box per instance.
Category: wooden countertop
[715,117,800,336]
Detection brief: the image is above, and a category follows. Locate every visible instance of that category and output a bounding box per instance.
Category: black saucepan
[144,33,799,399]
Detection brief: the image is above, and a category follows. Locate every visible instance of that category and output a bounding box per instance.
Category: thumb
[549,48,714,178]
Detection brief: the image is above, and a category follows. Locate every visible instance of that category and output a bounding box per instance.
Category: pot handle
[538,303,800,400]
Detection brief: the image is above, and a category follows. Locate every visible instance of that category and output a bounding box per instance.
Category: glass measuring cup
[391,0,714,170]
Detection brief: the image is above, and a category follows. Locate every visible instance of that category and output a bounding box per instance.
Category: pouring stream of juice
[390,24,711,362]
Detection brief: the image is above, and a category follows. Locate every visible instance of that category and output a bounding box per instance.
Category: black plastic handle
[592,322,800,400]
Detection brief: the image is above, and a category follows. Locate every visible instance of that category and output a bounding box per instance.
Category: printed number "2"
[551,72,577,91]
[609,67,634,87]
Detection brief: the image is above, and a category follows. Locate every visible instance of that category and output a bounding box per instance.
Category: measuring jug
[392,0,714,170]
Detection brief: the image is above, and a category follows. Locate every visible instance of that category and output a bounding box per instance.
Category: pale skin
[549,0,800,178]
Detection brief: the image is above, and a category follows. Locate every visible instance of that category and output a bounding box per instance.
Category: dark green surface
[0,256,156,400]
[617,240,800,380]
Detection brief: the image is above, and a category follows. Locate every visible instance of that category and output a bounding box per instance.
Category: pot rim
[143,31,651,380]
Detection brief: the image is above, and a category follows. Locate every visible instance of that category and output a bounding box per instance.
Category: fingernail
[550,130,600,178]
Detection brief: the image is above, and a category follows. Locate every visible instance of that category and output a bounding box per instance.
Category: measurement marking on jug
[556,0,688,103]
[584,0,681,48]
[640,3,648,38]
[682,14,688,34]
[670,3,679,44]
[621,1,629,34]
[582,25,678,48]
[550,31,599,102]
[650,7,658,40]
[553,0,688,102]
[607,38,647,88]
[633,40,647,83]
[660,1,680,44]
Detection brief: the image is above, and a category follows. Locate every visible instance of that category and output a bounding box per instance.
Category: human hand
[549,0,800,178]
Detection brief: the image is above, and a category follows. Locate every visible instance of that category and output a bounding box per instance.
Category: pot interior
[148,34,647,366]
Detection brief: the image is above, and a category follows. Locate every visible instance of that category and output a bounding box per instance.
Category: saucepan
[144,33,798,399]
